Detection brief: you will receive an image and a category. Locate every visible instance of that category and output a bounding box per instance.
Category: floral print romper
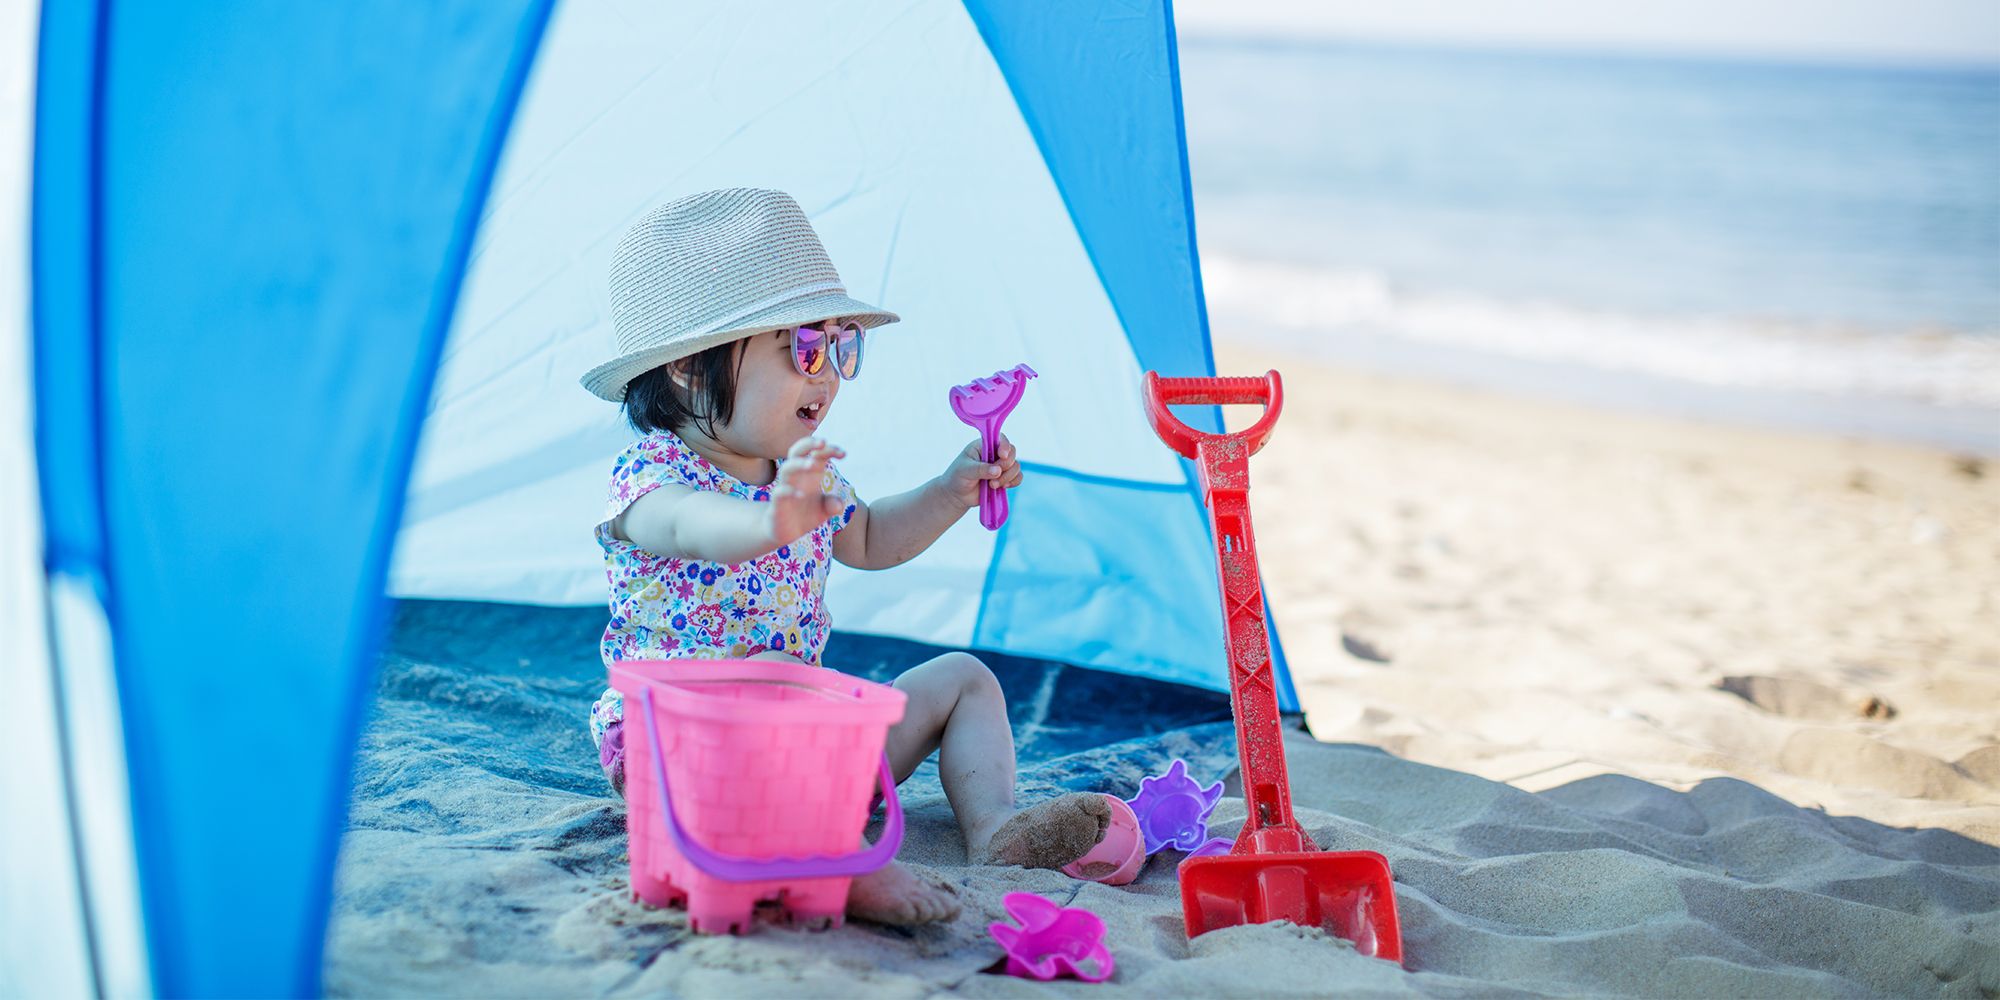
[588,429,857,793]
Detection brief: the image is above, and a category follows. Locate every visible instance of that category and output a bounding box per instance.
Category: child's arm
[614,438,847,563]
[834,436,1023,570]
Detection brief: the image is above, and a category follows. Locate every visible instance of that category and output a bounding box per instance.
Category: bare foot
[844,861,961,927]
[971,793,1112,869]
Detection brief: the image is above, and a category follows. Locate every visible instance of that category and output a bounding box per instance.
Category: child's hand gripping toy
[949,364,1037,530]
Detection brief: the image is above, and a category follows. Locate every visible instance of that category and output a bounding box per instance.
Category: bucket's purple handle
[639,685,903,882]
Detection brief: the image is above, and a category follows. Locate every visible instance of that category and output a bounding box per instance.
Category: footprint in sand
[1340,631,1393,664]
[1715,675,1896,722]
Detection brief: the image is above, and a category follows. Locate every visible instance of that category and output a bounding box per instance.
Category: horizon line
[1176,27,2000,74]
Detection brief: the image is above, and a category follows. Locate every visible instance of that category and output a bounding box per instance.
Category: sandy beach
[1217,342,2000,846]
[327,349,2000,997]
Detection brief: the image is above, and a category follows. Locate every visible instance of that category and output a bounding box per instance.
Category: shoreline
[1207,323,2000,457]
[1216,341,2000,843]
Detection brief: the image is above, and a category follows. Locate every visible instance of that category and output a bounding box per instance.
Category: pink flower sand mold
[987,892,1116,983]
[1127,758,1233,857]
[1059,794,1144,885]
[948,364,1037,530]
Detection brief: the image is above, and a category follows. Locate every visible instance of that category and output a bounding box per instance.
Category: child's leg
[744,651,959,926]
[884,652,1110,868]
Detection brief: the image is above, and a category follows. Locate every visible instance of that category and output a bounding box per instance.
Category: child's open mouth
[797,400,824,428]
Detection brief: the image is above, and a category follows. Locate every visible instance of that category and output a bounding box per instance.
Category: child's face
[714,327,842,460]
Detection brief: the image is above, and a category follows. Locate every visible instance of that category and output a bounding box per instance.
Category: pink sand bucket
[609,659,907,934]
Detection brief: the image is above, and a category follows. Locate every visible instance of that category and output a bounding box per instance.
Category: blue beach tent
[1,1,1295,995]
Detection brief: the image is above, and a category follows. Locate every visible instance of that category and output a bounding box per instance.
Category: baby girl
[580,188,1110,926]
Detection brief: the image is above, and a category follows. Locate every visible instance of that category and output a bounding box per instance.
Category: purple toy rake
[948,364,1037,530]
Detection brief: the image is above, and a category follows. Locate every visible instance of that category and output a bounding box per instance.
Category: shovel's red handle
[1141,372,1284,464]
[1142,370,1312,856]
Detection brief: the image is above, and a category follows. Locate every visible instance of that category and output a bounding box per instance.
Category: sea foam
[1203,253,2000,410]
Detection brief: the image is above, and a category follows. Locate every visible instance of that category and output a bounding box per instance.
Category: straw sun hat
[581,188,900,401]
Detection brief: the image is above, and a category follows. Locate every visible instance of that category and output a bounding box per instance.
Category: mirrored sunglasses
[789,321,865,381]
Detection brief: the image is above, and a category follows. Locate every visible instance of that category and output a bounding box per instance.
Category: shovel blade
[1179,849,1402,964]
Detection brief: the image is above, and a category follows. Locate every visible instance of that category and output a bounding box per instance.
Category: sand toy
[1060,794,1144,885]
[610,658,906,934]
[988,892,1116,982]
[1141,371,1404,963]
[1128,758,1233,857]
[949,363,1038,529]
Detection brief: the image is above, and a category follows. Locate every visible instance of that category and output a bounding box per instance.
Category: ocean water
[1177,39,2000,450]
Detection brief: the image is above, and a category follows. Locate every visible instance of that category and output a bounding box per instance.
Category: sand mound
[1777,730,1993,802]
[1957,747,2000,786]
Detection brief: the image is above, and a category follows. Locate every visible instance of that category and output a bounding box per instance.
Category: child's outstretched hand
[942,435,1023,509]
[767,437,847,544]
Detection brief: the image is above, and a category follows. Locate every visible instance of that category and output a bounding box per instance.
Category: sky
[1173,0,2000,66]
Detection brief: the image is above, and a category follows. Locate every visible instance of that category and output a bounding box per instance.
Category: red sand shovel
[1142,371,1404,964]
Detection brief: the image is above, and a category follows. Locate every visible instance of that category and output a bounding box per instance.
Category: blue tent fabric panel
[33,2,555,994]
[957,0,1298,710]
[973,466,1223,686]
[972,465,1298,710]
[957,0,1220,410]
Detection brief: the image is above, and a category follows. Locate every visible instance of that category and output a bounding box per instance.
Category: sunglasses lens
[835,323,863,380]
[793,326,827,377]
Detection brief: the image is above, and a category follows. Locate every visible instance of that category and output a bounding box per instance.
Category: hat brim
[580,291,899,401]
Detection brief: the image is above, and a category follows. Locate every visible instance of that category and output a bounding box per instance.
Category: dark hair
[621,339,748,437]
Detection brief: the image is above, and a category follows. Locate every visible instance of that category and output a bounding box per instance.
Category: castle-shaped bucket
[609,658,907,933]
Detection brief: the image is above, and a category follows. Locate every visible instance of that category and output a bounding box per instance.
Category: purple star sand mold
[1126,758,1232,857]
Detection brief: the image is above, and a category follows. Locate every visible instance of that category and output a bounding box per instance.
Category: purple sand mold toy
[948,364,1037,530]
[1127,759,1234,857]
[987,892,1115,983]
